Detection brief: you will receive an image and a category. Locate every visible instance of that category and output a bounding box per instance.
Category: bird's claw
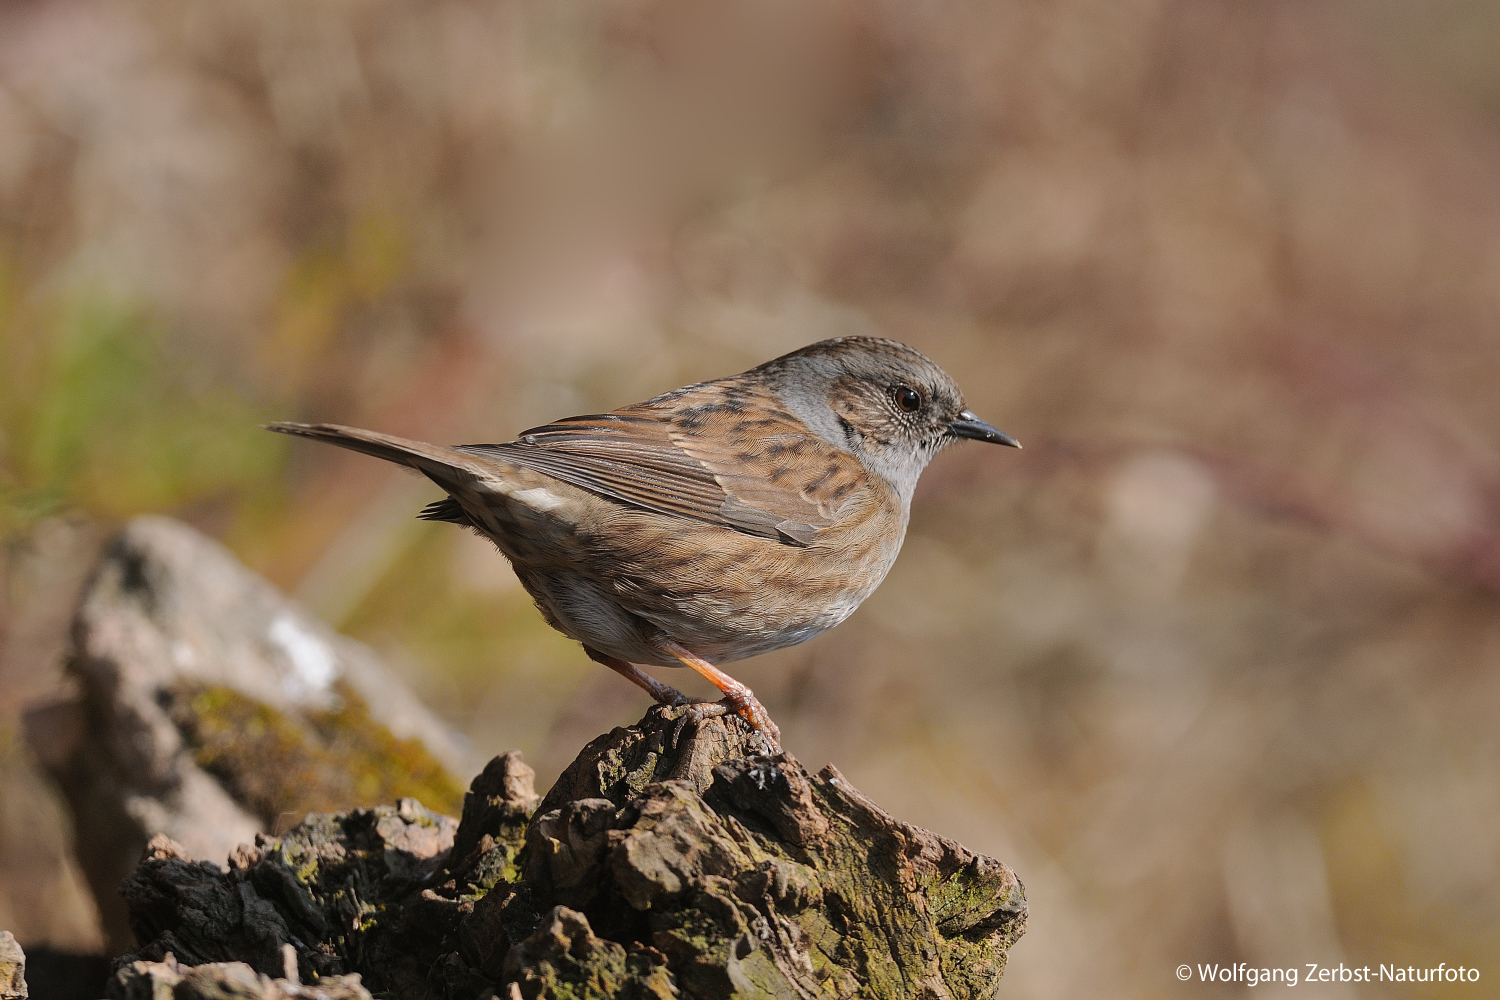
[681,692,782,749]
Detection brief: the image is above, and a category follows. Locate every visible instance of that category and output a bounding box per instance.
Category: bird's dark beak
[948,411,1021,448]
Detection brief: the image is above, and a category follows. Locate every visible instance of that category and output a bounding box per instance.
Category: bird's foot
[678,690,782,749]
[653,638,784,749]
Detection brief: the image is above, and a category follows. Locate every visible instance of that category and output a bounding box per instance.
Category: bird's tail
[266,421,497,495]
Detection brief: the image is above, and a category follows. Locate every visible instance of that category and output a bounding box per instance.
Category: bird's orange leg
[655,638,782,747]
[585,647,694,707]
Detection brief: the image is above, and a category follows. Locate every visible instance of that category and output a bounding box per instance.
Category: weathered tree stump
[113,706,1027,999]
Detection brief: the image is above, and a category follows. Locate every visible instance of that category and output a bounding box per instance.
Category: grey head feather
[761,337,968,506]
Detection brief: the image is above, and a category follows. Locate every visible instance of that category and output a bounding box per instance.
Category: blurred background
[2,0,1500,995]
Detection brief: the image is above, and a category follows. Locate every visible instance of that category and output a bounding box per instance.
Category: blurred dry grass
[2,0,1500,995]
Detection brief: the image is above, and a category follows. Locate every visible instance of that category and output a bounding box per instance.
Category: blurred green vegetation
[261,208,408,397]
[1321,782,1495,999]
[0,267,286,543]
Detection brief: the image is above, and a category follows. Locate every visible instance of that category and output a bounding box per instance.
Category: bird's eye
[892,385,921,413]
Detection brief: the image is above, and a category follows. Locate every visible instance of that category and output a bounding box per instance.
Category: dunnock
[271,337,1018,747]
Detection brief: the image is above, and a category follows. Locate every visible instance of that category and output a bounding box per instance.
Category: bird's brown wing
[456,382,877,546]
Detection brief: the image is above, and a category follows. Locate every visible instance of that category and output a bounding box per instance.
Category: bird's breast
[594,490,907,660]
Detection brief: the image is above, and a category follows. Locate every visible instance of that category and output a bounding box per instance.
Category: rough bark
[114,706,1027,999]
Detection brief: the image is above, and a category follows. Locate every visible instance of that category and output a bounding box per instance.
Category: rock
[117,705,1027,999]
[0,932,26,999]
[110,952,374,999]
[27,516,470,953]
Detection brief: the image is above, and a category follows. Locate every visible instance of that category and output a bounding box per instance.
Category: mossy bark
[114,707,1026,1000]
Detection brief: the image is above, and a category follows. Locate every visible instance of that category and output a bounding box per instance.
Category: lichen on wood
[114,706,1026,1000]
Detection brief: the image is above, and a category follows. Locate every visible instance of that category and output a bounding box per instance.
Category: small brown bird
[270,337,1018,747]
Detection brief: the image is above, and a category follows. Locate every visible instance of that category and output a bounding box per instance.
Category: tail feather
[417,496,471,524]
[266,421,496,503]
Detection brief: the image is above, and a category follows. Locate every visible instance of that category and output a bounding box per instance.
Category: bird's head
[764,337,1019,501]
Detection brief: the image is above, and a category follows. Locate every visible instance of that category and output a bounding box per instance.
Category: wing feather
[457,413,737,529]
[453,386,868,546]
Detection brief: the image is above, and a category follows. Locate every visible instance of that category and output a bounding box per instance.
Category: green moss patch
[166,680,465,823]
